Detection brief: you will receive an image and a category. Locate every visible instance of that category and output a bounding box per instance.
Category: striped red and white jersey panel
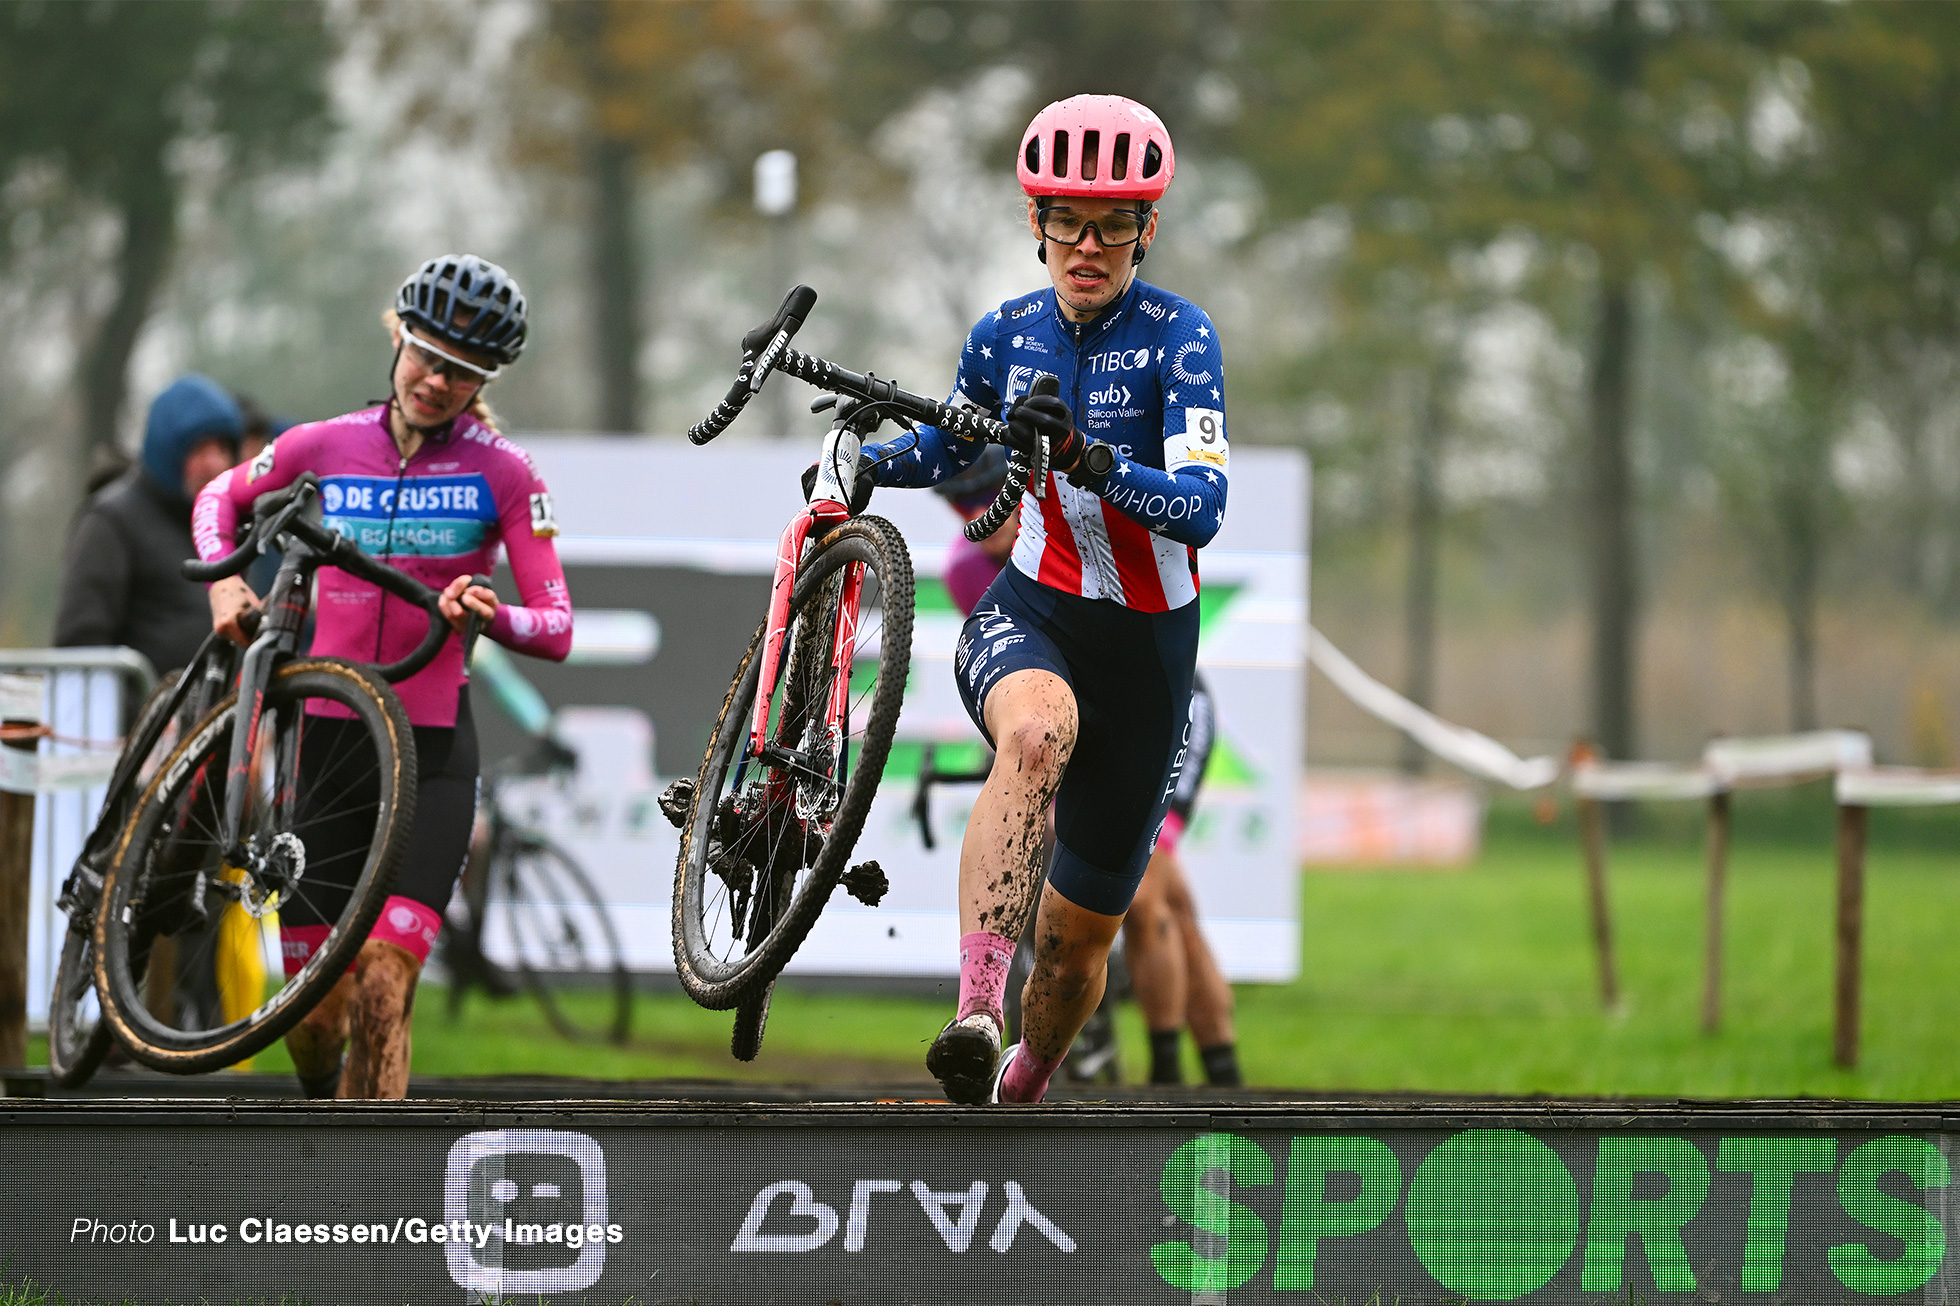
[1010,473,1193,612]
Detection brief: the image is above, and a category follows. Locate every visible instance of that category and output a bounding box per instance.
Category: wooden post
[1834,802,1868,1069]
[1577,796,1620,1010]
[1571,738,1620,1011]
[1701,789,1731,1034]
[0,687,40,1071]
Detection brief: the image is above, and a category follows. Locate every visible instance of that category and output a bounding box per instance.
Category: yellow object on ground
[216,867,267,1071]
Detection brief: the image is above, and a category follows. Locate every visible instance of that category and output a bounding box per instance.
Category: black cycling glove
[800,453,876,515]
[1005,392,1087,474]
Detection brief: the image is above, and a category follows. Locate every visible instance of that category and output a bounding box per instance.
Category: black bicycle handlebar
[686,286,1043,541]
[181,474,458,683]
[688,284,819,446]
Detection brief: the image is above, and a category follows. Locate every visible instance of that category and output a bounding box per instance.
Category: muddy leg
[338,939,420,1100]
[960,670,1078,940]
[286,971,352,1097]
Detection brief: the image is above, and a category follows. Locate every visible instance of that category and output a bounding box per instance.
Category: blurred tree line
[0,0,1956,761]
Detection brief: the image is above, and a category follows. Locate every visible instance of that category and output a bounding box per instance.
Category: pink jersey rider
[192,404,573,724]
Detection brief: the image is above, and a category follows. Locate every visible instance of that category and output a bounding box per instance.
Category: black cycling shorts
[282,694,480,929]
[1166,672,1214,826]
[954,564,1198,916]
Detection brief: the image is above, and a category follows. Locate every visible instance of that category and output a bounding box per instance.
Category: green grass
[35,789,1960,1099]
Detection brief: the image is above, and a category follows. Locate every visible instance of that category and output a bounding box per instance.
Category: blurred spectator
[54,374,243,673]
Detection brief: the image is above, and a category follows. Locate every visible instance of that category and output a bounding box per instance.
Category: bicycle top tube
[182,474,455,684]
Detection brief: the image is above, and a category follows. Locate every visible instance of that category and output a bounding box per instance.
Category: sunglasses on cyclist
[402,332,500,386]
[1036,205,1149,248]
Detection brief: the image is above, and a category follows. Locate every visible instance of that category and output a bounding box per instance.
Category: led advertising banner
[2,1102,1953,1304]
[474,436,1308,983]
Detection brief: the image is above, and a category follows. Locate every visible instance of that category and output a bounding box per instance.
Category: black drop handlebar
[182,474,466,684]
[687,285,1048,544]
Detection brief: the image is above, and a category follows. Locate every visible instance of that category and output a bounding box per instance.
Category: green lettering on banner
[1273,1136,1402,1290]
[1405,1129,1580,1300]
[1830,1135,1949,1293]
[1715,1136,1838,1290]
[1580,1136,1710,1291]
[1151,1132,1274,1293]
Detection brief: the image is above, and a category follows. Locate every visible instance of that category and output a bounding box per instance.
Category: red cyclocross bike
[663,286,1048,1060]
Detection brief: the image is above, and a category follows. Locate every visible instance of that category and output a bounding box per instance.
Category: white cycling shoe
[989,1042,1024,1104]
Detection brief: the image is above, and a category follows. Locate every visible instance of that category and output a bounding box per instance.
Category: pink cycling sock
[1000,1043,1065,1104]
[279,924,333,978]
[956,931,1017,1024]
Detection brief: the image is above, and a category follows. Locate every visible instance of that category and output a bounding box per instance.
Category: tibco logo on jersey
[444,1129,616,1295]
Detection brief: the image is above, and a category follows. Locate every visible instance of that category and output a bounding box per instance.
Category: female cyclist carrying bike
[859,96,1230,1103]
[193,255,573,1098]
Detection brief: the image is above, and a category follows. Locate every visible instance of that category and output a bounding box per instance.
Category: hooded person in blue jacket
[55,374,244,674]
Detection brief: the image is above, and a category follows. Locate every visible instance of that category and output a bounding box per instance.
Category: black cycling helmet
[934,444,1010,511]
[394,254,528,365]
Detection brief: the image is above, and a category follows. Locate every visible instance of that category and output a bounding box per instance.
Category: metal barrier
[0,648,153,1040]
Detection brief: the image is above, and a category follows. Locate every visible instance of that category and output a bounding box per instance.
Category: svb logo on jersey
[529,492,559,538]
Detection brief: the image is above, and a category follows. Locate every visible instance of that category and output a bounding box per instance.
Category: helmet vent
[1052,130,1069,178]
[1112,133,1131,180]
[1025,135,1041,175]
[1080,131,1099,181]
[1142,141,1162,179]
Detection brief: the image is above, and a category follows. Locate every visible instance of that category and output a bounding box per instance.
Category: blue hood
[142,375,242,496]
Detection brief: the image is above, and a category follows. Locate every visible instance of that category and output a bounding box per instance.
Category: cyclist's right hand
[208,575,263,647]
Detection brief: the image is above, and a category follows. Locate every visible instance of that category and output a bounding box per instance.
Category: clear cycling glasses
[1037,205,1148,248]
[403,331,500,387]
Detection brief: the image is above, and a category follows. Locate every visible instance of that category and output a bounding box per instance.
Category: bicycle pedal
[657,778,694,829]
[842,859,888,907]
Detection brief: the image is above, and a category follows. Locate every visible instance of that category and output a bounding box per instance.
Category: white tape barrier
[1706,730,1872,784]
[1306,628,1560,791]
[1572,762,1723,802]
[1836,767,1960,807]
[0,669,121,795]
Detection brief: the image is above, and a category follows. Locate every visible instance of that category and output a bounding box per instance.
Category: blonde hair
[382,307,501,432]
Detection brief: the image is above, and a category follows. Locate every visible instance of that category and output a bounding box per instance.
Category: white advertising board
[492,435,1308,982]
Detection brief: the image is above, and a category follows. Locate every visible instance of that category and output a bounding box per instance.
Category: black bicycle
[663,285,1045,1061]
[45,647,236,1086]
[445,743,632,1045]
[58,474,481,1075]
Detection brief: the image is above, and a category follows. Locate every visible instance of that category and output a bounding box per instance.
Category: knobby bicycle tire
[500,830,632,1045]
[95,658,415,1073]
[48,668,198,1087]
[730,979,775,1062]
[673,514,913,1008]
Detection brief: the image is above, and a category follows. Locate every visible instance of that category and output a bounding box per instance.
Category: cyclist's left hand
[1005,392,1085,472]
[439,575,498,635]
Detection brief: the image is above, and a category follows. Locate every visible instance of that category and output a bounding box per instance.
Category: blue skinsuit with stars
[862,279,1230,914]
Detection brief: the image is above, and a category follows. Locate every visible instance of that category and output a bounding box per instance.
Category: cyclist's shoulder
[451,418,546,487]
[1128,282,1216,340]
[972,288,1053,339]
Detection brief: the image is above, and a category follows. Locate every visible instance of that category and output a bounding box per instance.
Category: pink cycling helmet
[1017,95,1176,203]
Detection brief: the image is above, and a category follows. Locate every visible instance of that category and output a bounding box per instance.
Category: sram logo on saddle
[731,1179,1075,1254]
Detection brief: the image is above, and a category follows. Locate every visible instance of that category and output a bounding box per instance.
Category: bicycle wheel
[731,979,775,1062]
[674,514,913,1008]
[96,658,415,1073]
[47,666,204,1088]
[498,830,631,1044]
